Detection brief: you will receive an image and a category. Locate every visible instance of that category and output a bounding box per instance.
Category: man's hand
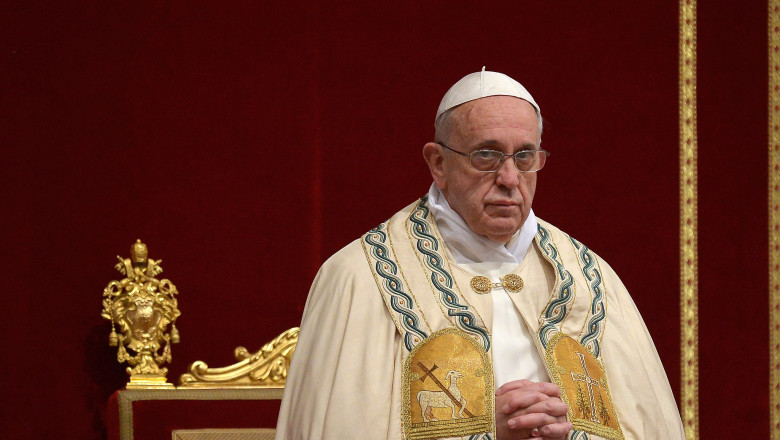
[495,380,572,439]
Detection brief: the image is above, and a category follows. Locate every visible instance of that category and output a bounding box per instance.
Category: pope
[275,69,685,440]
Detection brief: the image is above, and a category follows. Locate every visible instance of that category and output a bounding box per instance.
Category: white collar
[426,184,537,265]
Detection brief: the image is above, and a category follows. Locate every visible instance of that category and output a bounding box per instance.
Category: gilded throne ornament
[101,240,181,389]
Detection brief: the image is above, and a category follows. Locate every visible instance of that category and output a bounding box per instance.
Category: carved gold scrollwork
[101,240,181,389]
[179,327,298,388]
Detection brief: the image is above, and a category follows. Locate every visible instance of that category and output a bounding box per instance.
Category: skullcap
[435,67,540,123]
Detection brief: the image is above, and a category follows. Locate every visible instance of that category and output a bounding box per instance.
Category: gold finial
[101,240,181,389]
[130,239,148,265]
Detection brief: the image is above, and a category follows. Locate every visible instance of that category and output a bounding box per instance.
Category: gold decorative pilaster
[770,1,780,437]
[679,0,699,439]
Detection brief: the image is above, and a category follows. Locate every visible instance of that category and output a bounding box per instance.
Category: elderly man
[275,70,685,440]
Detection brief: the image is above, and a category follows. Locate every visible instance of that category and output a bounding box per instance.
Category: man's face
[427,96,540,243]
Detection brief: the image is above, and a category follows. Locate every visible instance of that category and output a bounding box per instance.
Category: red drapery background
[1,1,769,438]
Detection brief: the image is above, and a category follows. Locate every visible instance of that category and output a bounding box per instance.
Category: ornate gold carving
[770,1,780,438]
[101,240,181,389]
[679,0,699,438]
[470,274,524,294]
[179,328,298,388]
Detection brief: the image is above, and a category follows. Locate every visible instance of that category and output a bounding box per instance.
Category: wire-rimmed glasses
[438,143,550,173]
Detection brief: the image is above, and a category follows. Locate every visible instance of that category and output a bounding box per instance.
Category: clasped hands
[495,379,572,440]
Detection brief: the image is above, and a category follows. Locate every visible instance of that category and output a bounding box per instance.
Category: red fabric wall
[698,2,769,438]
[2,1,765,438]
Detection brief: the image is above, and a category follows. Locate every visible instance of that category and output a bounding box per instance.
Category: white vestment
[426,184,549,387]
[275,196,685,440]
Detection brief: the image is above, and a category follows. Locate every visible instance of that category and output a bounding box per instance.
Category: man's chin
[484,204,521,216]
[481,223,522,243]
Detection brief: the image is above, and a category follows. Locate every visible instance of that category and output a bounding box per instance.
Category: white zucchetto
[435,67,540,123]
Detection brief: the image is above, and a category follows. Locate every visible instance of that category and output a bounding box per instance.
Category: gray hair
[434,101,544,146]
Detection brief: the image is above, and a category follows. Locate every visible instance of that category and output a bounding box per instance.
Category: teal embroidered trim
[569,237,606,358]
[409,197,491,351]
[571,430,590,440]
[536,224,576,349]
[363,221,428,351]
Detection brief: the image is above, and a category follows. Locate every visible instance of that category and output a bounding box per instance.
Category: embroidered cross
[417,362,473,417]
[419,362,439,382]
[570,352,600,423]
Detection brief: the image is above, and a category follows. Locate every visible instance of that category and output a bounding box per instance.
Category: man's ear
[423,142,446,190]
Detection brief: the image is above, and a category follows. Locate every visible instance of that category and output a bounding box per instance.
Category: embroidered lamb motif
[417,370,467,421]
[403,329,493,439]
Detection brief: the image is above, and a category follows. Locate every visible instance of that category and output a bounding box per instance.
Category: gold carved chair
[109,328,298,440]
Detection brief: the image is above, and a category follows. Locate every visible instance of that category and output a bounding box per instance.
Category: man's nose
[495,157,520,187]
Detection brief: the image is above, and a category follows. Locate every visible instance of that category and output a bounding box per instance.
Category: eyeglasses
[438,143,550,173]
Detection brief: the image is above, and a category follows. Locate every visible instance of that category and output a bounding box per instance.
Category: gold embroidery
[545,333,624,440]
[402,329,494,439]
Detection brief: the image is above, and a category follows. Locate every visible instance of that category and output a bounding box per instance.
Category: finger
[496,379,535,396]
[537,421,573,438]
[508,412,561,429]
[500,391,550,415]
[498,381,562,398]
[523,398,569,417]
[531,382,562,398]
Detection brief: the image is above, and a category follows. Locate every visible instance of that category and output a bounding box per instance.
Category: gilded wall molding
[679,0,699,439]
[770,0,780,437]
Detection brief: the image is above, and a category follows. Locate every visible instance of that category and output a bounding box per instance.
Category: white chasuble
[275,197,685,440]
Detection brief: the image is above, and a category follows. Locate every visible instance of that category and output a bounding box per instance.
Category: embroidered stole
[362,197,625,440]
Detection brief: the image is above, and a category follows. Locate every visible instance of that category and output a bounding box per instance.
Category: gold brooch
[470,274,524,294]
